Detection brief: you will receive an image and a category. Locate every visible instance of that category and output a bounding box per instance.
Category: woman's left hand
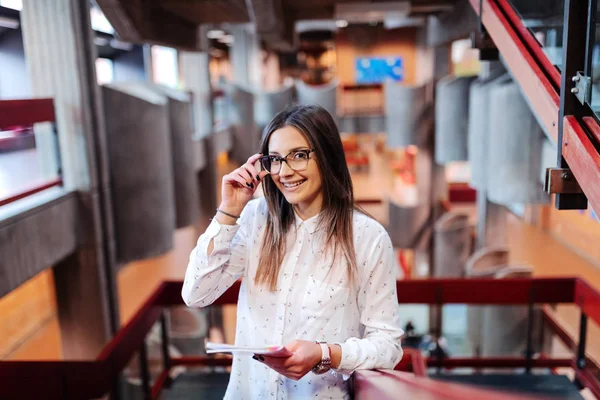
[255,340,321,381]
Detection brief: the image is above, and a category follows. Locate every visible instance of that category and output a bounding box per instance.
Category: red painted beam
[395,278,576,305]
[161,278,578,307]
[353,369,533,400]
[563,116,600,216]
[495,0,561,90]
[0,178,63,207]
[151,369,170,400]
[574,277,600,331]
[576,369,600,400]
[171,356,233,367]
[427,357,572,369]
[0,99,56,130]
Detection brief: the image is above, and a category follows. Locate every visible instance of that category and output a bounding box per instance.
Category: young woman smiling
[182,105,403,399]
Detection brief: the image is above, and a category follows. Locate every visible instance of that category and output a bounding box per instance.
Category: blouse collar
[293,208,321,234]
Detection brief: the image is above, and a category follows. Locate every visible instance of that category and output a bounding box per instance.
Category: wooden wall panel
[0,270,57,359]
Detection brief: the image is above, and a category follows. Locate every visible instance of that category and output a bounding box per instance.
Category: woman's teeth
[283,180,306,188]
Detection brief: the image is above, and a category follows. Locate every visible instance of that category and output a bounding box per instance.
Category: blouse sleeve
[335,230,404,377]
[181,202,255,308]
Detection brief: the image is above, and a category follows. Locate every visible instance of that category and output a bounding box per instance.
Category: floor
[5,142,600,385]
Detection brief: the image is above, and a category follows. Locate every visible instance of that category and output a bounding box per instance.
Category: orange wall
[336,26,418,85]
[0,270,57,359]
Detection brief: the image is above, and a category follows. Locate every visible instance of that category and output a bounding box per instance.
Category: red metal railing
[1,277,599,399]
[0,99,56,130]
[0,99,63,206]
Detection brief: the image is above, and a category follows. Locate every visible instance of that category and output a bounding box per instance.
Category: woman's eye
[293,152,308,159]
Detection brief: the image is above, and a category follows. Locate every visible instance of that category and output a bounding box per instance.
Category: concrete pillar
[21,0,118,358]
[179,51,214,137]
[230,24,262,88]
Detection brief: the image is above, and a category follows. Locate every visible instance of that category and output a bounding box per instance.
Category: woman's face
[267,125,323,218]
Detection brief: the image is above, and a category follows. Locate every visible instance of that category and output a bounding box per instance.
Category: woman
[182,105,403,399]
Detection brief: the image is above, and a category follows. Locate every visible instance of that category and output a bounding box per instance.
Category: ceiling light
[335,20,348,28]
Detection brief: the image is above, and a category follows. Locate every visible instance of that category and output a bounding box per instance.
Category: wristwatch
[311,341,332,374]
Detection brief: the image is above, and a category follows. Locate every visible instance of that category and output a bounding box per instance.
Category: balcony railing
[1,277,598,399]
[0,98,63,206]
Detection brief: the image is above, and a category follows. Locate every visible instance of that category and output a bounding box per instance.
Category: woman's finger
[246,153,264,165]
[239,166,256,185]
[235,172,254,189]
[224,173,252,190]
[243,164,261,184]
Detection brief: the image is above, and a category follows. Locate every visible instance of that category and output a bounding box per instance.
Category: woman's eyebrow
[268,147,309,155]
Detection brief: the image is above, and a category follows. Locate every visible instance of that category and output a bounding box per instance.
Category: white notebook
[206,342,292,357]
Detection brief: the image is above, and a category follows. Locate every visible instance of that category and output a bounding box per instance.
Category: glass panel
[157,370,229,399]
[0,121,61,205]
[506,0,565,68]
[166,304,237,357]
[591,1,600,114]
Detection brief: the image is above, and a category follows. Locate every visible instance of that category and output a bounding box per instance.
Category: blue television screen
[355,56,404,84]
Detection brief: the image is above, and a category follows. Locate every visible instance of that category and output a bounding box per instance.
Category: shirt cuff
[204,218,240,250]
[333,341,357,380]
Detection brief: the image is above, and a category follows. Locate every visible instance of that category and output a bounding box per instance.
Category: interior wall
[335,26,417,114]
[0,28,31,99]
[335,26,417,85]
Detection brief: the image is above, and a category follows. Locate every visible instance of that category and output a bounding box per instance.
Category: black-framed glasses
[259,149,315,174]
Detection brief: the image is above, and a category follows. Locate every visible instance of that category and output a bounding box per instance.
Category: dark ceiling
[96,0,460,51]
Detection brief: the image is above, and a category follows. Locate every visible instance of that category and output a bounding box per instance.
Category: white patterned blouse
[182,198,403,399]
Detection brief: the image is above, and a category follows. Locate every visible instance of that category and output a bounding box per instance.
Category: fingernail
[258,355,265,361]
[246,183,251,188]
[250,183,254,189]
[256,174,261,181]
[252,355,259,361]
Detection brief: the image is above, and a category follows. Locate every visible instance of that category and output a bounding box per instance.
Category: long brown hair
[256,105,359,290]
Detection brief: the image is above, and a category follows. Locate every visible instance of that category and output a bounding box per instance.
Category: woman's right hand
[219,153,269,217]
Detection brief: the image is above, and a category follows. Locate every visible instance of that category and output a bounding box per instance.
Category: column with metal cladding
[102,83,176,263]
[20,0,119,358]
[148,84,199,229]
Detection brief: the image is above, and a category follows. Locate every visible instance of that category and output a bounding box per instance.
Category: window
[95,58,114,85]
[151,46,178,88]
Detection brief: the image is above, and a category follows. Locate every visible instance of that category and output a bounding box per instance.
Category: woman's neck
[294,196,323,221]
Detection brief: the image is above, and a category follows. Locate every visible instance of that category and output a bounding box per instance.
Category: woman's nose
[279,161,294,176]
